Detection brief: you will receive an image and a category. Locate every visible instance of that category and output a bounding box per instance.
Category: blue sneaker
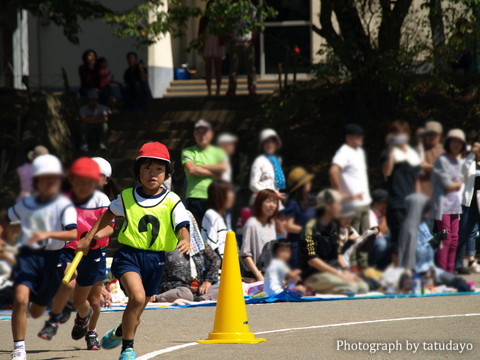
[119,348,136,360]
[100,324,122,350]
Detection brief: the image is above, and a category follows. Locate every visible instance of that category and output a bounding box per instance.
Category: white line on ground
[137,313,480,360]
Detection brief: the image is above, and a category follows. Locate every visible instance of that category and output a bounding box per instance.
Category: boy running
[0,154,78,360]
[77,142,191,360]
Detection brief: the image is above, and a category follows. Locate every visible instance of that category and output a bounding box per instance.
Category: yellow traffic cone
[198,231,266,344]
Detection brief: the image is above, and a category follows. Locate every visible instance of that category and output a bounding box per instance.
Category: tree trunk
[428,0,449,73]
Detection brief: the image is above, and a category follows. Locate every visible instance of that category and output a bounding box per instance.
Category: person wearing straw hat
[249,129,286,201]
[432,129,466,274]
[419,119,444,197]
[285,167,315,268]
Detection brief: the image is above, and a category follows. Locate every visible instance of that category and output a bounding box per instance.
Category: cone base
[198,332,266,344]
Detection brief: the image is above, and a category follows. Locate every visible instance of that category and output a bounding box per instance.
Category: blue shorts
[61,248,107,287]
[13,248,64,307]
[111,246,165,297]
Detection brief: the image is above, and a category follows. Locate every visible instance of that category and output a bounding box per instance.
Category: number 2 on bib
[138,215,160,248]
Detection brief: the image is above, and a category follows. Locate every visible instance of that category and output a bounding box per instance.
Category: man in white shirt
[329,124,372,234]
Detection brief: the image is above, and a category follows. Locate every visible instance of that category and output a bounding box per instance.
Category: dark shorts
[185,198,208,224]
[61,248,107,287]
[13,248,64,307]
[111,246,165,297]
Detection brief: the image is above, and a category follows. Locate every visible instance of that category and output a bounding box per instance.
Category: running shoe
[38,320,58,340]
[71,308,93,340]
[100,324,123,349]
[59,302,75,324]
[86,330,101,350]
[119,348,136,360]
[11,349,27,360]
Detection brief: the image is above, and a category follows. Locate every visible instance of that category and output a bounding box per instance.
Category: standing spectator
[182,120,227,223]
[79,49,99,97]
[456,134,480,274]
[216,132,238,183]
[123,51,152,111]
[16,146,49,201]
[299,189,368,295]
[201,180,235,259]
[226,0,257,95]
[199,1,225,96]
[419,120,444,197]
[240,189,279,281]
[382,121,422,253]
[249,129,286,200]
[330,124,372,234]
[285,167,315,268]
[368,189,390,269]
[78,91,110,152]
[432,129,465,273]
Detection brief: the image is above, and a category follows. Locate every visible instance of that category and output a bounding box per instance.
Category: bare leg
[87,281,103,330]
[203,56,213,96]
[73,285,93,318]
[120,272,148,340]
[12,285,30,341]
[50,279,75,315]
[213,57,222,96]
[29,304,47,319]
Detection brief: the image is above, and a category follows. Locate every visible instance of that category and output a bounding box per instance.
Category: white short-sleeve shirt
[109,187,190,232]
[201,209,228,257]
[332,144,372,207]
[264,258,290,297]
[8,194,77,251]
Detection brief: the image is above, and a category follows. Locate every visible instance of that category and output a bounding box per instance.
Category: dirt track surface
[1,288,480,360]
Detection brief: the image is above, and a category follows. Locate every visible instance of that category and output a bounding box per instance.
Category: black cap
[372,189,388,203]
[344,123,365,135]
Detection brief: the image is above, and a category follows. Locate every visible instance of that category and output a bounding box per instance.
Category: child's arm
[93,224,115,240]
[77,210,116,255]
[176,227,190,254]
[28,228,77,244]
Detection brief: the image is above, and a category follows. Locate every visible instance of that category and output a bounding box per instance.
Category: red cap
[136,142,171,163]
[70,157,101,180]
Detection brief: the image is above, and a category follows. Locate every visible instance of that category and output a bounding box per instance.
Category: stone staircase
[164,76,311,97]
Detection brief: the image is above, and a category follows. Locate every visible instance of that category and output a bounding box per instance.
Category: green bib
[118,188,181,251]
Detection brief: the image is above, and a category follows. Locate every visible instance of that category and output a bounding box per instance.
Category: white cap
[259,128,282,148]
[32,154,63,177]
[217,133,238,145]
[92,157,112,178]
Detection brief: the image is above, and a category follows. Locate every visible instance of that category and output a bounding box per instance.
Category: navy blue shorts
[111,246,165,297]
[13,248,64,307]
[61,248,107,287]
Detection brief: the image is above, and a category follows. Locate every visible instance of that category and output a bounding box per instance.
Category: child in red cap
[38,157,114,350]
[77,142,190,360]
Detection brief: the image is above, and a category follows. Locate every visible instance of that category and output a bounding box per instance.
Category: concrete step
[164,89,274,97]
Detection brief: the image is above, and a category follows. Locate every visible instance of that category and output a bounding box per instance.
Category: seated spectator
[249,129,286,201]
[264,239,305,297]
[123,51,152,111]
[432,129,465,273]
[286,167,316,268]
[79,91,110,152]
[79,49,99,97]
[240,189,279,281]
[201,180,235,259]
[368,189,391,269]
[155,213,221,302]
[299,189,369,296]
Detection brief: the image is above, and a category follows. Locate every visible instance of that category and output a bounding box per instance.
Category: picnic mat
[1,289,479,321]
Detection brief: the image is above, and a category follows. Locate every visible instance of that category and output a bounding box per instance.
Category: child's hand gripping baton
[62,251,85,284]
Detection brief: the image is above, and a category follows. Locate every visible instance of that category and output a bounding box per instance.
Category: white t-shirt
[201,209,228,257]
[109,187,190,231]
[332,144,372,207]
[264,258,290,297]
[8,194,77,251]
